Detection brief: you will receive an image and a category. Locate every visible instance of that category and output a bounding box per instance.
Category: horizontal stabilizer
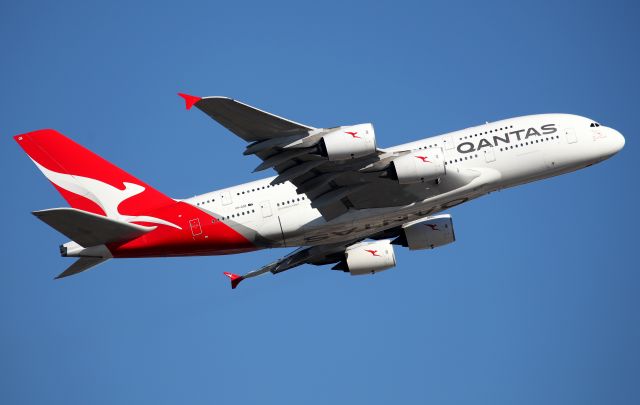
[56,257,108,279]
[33,208,154,247]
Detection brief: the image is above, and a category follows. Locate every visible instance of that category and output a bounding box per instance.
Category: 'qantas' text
[456,124,557,154]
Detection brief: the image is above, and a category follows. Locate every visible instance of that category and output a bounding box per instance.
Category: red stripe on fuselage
[108,201,257,258]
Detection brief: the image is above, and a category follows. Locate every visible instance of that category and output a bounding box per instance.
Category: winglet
[223,272,244,289]
[178,93,202,110]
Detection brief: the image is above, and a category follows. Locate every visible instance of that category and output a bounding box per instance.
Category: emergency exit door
[259,200,273,218]
[483,146,496,162]
[443,135,456,151]
[220,190,232,206]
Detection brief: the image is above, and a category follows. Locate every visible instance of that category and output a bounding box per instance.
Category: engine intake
[390,149,446,184]
[320,123,377,161]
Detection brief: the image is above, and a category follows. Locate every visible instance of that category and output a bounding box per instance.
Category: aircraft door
[443,135,456,151]
[189,218,202,236]
[220,190,232,206]
[565,128,577,144]
[259,200,273,218]
[483,146,496,162]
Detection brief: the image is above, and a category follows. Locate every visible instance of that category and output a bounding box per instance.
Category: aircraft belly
[284,166,501,246]
[250,216,286,247]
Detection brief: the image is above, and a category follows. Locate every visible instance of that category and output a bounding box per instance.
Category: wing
[185,95,315,142]
[222,240,359,289]
[181,94,422,220]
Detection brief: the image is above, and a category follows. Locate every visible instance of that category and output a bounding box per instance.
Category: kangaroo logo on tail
[32,160,181,229]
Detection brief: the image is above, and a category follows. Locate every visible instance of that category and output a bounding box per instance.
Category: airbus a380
[14,94,625,288]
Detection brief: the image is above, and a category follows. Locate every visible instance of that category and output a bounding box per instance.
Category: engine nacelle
[335,240,397,275]
[390,149,446,184]
[320,123,377,161]
[394,214,455,250]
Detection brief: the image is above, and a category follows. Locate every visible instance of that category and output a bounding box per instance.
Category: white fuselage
[185,114,624,250]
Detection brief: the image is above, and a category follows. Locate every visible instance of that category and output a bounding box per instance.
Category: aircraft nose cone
[611,128,625,153]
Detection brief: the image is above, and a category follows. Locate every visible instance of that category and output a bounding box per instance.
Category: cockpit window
[590,122,601,128]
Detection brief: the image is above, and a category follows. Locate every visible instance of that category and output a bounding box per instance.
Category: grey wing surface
[195,96,315,141]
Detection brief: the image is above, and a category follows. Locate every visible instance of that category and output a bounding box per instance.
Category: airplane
[13,93,625,288]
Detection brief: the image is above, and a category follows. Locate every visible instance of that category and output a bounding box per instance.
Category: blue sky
[1,1,639,404]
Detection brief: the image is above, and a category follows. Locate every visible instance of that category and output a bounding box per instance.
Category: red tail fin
[14,129,175,219]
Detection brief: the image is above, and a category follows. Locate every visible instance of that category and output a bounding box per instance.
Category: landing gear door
[220,190,232,206]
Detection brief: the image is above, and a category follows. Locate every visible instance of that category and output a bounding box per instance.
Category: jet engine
[332,240,397,275]
[393,214,455,250]
[320,123,377,161]
[390,149,446,184]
